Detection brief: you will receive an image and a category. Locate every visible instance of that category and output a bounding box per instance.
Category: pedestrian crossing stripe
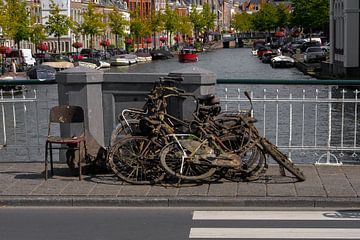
[189,228,360,239]
[190,211,360,239]
[192,211,360,221]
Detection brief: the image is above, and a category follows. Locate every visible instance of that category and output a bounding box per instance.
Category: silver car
[303,47,326,63]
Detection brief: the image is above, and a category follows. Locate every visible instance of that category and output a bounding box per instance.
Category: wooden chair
[45,105,86,180]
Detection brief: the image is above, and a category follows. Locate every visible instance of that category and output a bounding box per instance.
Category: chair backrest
[49,105,84,123]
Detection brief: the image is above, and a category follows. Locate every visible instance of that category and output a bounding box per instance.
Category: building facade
[330,0,360,78]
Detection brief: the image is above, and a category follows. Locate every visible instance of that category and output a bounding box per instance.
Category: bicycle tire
[224,144,267,182]
[107,136,165,184]
[260,138,306,181]
[160,140,216,181]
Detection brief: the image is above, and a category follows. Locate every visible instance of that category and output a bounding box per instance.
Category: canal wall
[56,66,217,159]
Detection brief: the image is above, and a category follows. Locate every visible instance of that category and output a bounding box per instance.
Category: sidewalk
[0,163,359,208]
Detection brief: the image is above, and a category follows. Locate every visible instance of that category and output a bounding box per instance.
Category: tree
[275,3,290,29]
[147,10,163,49]
[291,0,329,37]
[129,9,144,49]
[189,4,205,40]
[30,24,46,51]
[252,3,277,34]
[45,0,73,53]
[163,4,178,46]
[108,6,129,48]
[81,2,106,48]
[231,12,253,33]
[2,0,31,49]
[176,15,192,39]
[202,3,216,32]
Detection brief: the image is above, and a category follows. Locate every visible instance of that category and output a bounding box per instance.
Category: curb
[1,196,360,208]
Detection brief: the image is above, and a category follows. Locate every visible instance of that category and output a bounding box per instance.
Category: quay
[0,163,360,208]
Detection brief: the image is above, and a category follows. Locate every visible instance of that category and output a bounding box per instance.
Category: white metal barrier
[218,84,360,165]
[0,84,56,162]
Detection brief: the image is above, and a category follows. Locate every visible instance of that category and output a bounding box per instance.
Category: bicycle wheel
[107,136,165,184]
[260,138,306,181]
[110,120,141,146]
[160,140,217,181]
[224,144,267,182]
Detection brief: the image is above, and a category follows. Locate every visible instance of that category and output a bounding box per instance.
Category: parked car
[320,42,330,52]
[79,48,100,58]
[300,41,321,53]
[303,47,327,63]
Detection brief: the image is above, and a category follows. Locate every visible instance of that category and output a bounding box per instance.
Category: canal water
[106,47,313,80]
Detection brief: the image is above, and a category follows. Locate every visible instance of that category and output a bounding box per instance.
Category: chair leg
[78,143,82,181]
[45,142,48,180]
[49,143,54,176]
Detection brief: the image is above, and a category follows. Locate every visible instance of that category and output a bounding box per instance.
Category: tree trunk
[90,34,94,48]
[57,35,61,54]
[153,32,156,49]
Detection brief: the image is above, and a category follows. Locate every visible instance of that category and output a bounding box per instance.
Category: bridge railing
[0,80,57,162]
[1,78,360,165]
[217,79,360,165]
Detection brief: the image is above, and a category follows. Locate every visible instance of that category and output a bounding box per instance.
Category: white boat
[76,59,111,69]
[110,54,138,66]
[41,61,74,71]
[135,51,152,62]
[271,55,295,68]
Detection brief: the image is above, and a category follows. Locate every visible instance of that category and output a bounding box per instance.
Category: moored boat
[178,47,198,63]
[41,60,74,71]
[271,55,295,68]
[110,54,138,66]
[75,58,111,69]
[150,46,173,60]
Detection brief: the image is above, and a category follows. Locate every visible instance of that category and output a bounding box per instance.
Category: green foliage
[2,0,31,48]
[130,8,143,45]
[45,1,72,38]
[291,0,329,33]
[80,2,106,48]
[177,15,193,37]
[231,12,252,32]
[276,3,290,28]
[202,3,216,31]
[252,3,277,32]
[147,10,164,48]
[163,4,178,44]
[108,6,129,48]
[30,24,46,46]
[45,0,73,53]
[189,4,205,38]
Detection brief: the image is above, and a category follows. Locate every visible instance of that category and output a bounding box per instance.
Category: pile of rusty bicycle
[107,76,306,185]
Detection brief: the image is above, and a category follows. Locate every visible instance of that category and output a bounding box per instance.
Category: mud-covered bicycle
[107,77,305,184]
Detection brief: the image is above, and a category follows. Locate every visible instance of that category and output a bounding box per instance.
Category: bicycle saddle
[198,94,220,105]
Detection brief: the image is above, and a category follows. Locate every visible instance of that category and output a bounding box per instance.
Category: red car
[257,46,273,59]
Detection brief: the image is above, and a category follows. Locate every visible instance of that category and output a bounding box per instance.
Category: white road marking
[189,228,360,239]
[192,211,360,221]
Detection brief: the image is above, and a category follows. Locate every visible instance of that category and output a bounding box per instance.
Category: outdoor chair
[45,105,86,180]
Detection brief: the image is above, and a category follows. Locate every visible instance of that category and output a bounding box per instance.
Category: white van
[20,49,36,66]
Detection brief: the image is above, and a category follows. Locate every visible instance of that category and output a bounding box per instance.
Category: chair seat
[46,136,84,144]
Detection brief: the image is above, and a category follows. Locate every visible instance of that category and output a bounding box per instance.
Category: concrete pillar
[168,66,217,121]
[56,66,105,157]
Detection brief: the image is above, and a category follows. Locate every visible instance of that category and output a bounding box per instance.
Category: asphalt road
[0,207,359,240]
